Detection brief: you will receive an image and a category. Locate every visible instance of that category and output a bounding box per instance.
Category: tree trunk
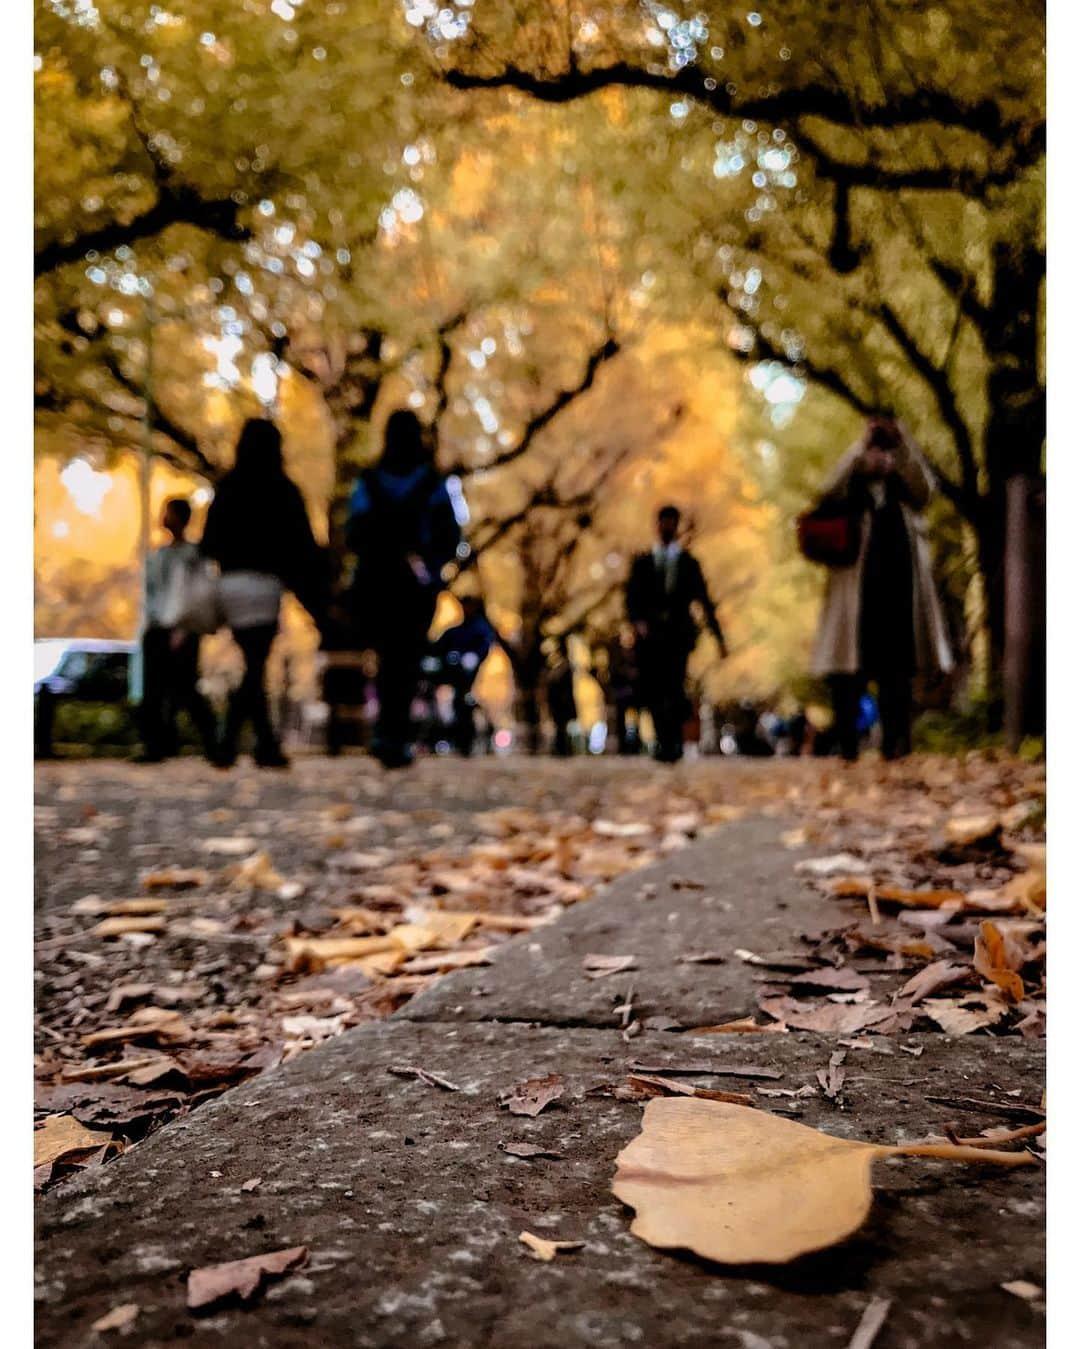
[976,243,1045,727]
[1004,475,1046,749]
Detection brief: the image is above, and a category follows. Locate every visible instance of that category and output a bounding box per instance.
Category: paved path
[35,813,1045,1348]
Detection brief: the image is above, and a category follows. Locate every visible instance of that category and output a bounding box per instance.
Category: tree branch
[35,185,252,279]
[451,336,620,477]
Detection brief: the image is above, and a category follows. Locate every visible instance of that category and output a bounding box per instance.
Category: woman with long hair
[202,418,326,768]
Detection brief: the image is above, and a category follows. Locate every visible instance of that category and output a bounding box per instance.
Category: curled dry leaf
[973,921,1026,1003]
[922,991,1009,1035]
[518,1231,584,1261]
[582,954,638,979]
[91,916,167,939]
[500,1073,565,1117]
[142,868,209,891]
[692,1017,788,1034]
[944,815,1001,848]
[612,1098,1034,1266]
[897,960,971,1004]
[626,1074,754,1106]
[90,1303,139,1334]
[500,1142,563,1160]
[1000,1280,1042,1301]
[187,1245,308,1311]
[34,1114,114,1168]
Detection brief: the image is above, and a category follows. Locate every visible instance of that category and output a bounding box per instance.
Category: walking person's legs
[171,633,220,762]
[655,647,689,762]
[828,673,863,763]
[221,625,282,766]
[373,595,433,767]
[137,628,170,762]
[877,672,913,760]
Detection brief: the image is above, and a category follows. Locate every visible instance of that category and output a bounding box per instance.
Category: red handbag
[796,503,862,567]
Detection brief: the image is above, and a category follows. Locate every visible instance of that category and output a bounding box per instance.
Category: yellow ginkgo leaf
[612,1099,1033,1265]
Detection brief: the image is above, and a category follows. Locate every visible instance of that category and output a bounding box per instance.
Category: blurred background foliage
[35,1,1044,723]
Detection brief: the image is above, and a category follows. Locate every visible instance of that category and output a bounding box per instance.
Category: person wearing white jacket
[811,418,953,761]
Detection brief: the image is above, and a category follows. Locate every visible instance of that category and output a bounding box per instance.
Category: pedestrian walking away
[626,505,728,763]
[807,416,953,762]
[432,595,503,756]
[136,497,219,764]
[544,638,578,756]
[201,418,327,769]
[346,410,464,769]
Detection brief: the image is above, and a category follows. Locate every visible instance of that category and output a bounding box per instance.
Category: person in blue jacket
[346,410,463,768]
[432,595,503,755]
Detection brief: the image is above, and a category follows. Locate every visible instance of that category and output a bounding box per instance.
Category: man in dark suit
[626,505,728,762]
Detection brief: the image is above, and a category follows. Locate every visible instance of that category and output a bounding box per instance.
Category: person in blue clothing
[432,594,503,756]
[346,410,463,768]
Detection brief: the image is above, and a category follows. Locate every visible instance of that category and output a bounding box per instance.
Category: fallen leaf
[240,1177,262,1192]
[896,960,971,1004]
[627,1062,782,1081]
[90,1303,139,1334]
[816,1050,847,1102]
[501,1073,565,1117]
[82,1007,194,1048]
[944,815,1001,848]
[678,951,727,965]
[611,1098,1033,1265]
[847,1296,891,1349]
[627,1074,753,1106]
[142,868,209,891]
[34,1114,113,1168]
[400,947,494,974]
[973,921,1026,1003]
[518,1231,584,1261]
[786,968,870,994]
[500,1142,563,1160]
[692,1018,788,1034]
[922,992,1009,1035]
[91,916,167,939]
[225,852,284,892]
[1000,1281,1042,1301]
[186,1246,308,1311]
[387,1065,459,1091]
[201,836,257,855]
[797,854,869,877]
[582,954,638,979]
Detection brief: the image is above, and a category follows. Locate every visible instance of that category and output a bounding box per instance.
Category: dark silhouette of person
[432,595,502,756]
[201,418,325,768]
[626,505,728,763]
[597,629,641,755]
[544,639,577,756]
[345,410,463,768]
[137,497,220,763]
[811,417,952,761]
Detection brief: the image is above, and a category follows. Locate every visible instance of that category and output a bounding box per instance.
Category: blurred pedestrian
[810,417,953,761]
[433,595,502,756]
[201,418,326,768]
[544,639,577,756]
[346,410,463,768]
[136,497,219,764]
[626,505,728,763]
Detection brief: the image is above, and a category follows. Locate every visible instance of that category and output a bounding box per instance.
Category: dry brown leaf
[82,1007,193,1049]
[225,852,284,891]
[91,916,167,939]
[500,1142,563,1160]
[501,1073,565,1117]
[34,1114,113,1168]
[284,934,399,971]
[1000,1280,1042,1301]
[400,947,494,974]
[896,960,971,1004]
[186,1245,308,1311]
[142,868,209,890]
[612,1098,1033,1265]
[921,991,1009,1035]
[201,836,257,855]
[973,921,1026,1003]
[691,1018,788,1034]
[1001,869,1047,914]
[944,815,1001,847]
[828,877,966,909]
[60,1057,162,1084]
[582,954,639,979]
[90,1303,139,1334]
[626,1074,754,1106]
[518,1231,584,1261]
